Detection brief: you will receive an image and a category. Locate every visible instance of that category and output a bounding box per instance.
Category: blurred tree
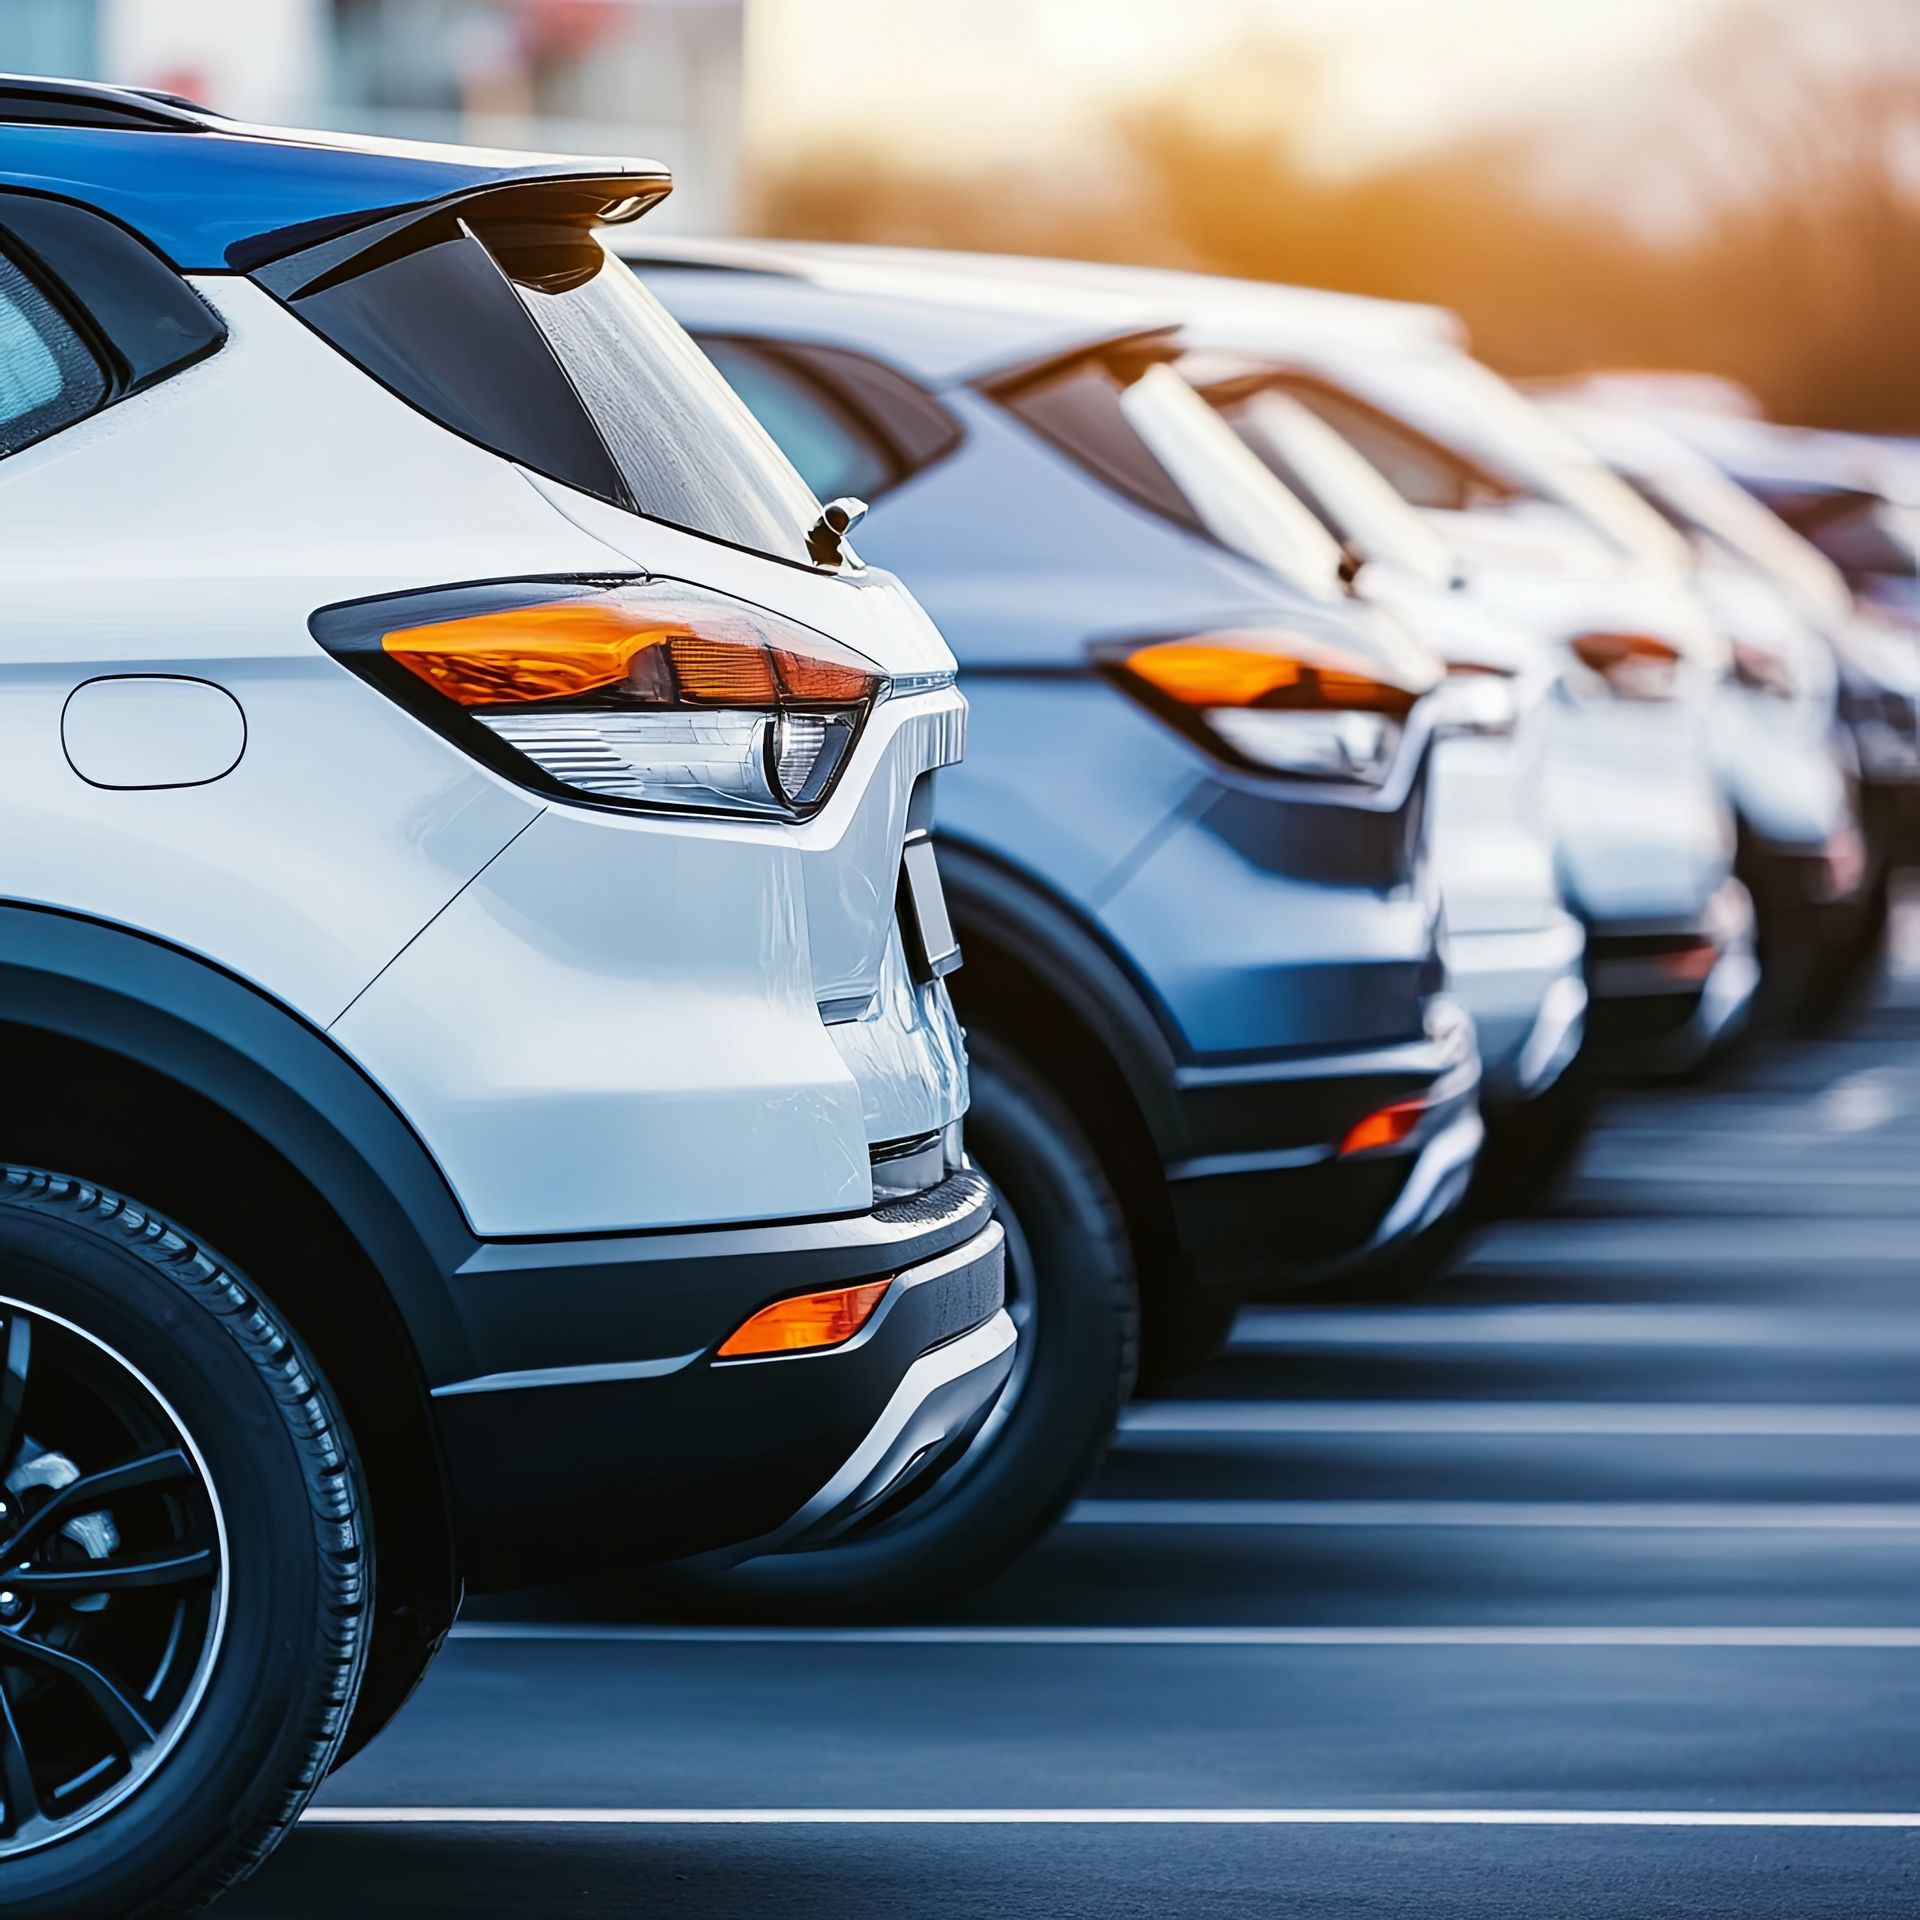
[753,0,1920,432]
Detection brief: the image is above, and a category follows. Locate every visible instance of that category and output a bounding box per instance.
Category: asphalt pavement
[227,918,1920,1918]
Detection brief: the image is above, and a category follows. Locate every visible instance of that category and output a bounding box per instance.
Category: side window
[698,337,895,504]
[0,246,106,457]
[0,193,226,459]
[1281,381,1486,512]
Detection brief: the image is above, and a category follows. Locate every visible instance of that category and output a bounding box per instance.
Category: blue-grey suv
[627,240,1481,1616]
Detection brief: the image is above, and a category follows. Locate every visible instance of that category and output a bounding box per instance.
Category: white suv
[0,79,1009,1918]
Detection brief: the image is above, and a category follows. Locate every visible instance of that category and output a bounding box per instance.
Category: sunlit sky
[747,0,1748,171]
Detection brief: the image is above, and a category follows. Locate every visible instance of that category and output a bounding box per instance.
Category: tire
[1795,869,1892,1036]
[1134,1285,1239,1396]
[0,1169,369,1919]
[1473,1055,1600,1220]
[650,1031,1137,1620]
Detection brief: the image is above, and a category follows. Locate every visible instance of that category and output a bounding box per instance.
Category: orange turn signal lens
[717,1280,893,1359]
[1339,1098,1428,1157]
[1120,633,1422,715]
[313,577,888,819]
[379,584,878,711]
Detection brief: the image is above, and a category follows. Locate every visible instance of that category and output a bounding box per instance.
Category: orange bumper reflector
[717,1280,892,1359]
[1656,940,1720,983]
[1339,1098,1428,1157]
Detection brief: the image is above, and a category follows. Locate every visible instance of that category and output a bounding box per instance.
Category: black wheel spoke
[0,1680,43,1842]
[0,1448,194,1562]
[0,1627,155,1753]
[7,1546,216,1595]
[0,1301,223,1859]
[0,1317,27,1484]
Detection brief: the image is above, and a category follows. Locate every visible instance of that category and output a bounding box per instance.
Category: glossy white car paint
[1547,401,1853,860]
[61,675,248,788]
[0,272,967,1237]
[1343,560,1584,1101]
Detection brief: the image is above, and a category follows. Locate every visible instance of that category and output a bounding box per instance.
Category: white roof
[615,236,1181,387]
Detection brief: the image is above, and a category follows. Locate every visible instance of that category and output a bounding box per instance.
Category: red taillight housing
[312,577,888,818]
[1568,631,1683,703]
[1102,628,1439,785]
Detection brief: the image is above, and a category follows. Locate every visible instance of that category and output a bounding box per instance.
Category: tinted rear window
[1002,353,1351,595]
[1001,356,1208,539]
[275,218,830,568]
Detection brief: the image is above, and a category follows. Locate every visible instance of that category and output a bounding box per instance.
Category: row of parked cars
[2,82,1915,1918]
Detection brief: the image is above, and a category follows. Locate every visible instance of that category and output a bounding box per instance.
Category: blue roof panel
[0,118,669,271]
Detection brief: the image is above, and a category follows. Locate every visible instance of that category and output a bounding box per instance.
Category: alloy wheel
[0,1296,227,1857]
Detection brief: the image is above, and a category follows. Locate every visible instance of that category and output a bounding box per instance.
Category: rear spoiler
[239,170,670,284]
[973,325,1185,399]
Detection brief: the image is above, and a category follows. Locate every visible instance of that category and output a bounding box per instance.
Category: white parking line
[1227,1308,1920,1349]
[1120,1402,1920,1437]
[449,1623,1920,1649]
[301,1807,1920,1829]
[1067,1500,1920,1529]
[1570,1160,1919,1186]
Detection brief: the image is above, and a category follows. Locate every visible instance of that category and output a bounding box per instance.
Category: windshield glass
[505,232,831,566]
[1636,458,1854,624]
[1222,388,1457,588]
[1347,347,1691,567]
[1118,365,1348,597]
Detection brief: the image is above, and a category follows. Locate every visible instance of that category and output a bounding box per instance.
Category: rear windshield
[271,217,830,569]
[1220,388,1458,588]
[1339,348,1692,567]
[1001,352,1348,598]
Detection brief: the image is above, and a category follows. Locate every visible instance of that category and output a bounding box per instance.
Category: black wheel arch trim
[0,902,483,1383]
[934,837,1191,1161]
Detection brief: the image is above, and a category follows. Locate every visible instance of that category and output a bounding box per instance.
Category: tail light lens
[1102,629,1438,785]
[1728,639,1798,700]
[312,578,887,818]
[1429,663,1521,737]
[1567,631,1683,703]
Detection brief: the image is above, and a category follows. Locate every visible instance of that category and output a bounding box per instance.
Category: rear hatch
[252,168,971,1164]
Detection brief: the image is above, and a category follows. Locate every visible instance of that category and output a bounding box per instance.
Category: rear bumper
[1164,998,1482,1295]
[1447,915,1588,1110]
[1585,879,1758,1074]
[762,1290,1015,1553]
[430,1171,1010,1592]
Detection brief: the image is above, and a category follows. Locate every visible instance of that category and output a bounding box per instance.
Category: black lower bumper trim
[433,1173,1007,1592]
[1164,1003,1480,1294]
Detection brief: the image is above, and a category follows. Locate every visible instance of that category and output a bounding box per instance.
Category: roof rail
[0,74,216,133]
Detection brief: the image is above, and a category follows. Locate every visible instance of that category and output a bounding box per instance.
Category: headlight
[312,577,890,818]
[1100,629,1438,786]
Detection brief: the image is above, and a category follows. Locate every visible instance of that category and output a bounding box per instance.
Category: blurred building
[0,0,744,231]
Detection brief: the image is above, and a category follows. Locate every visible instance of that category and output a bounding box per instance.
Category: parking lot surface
[228,938,1920,1918]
